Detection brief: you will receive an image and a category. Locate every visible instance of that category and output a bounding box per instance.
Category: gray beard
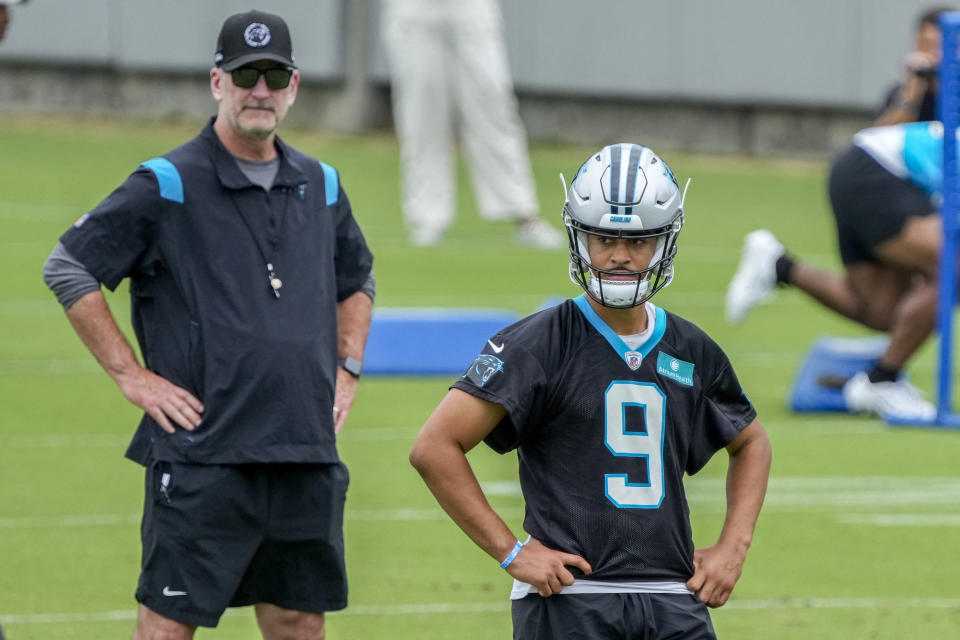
[236,123,275,141]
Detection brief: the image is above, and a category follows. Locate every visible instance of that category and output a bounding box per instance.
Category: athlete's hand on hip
[686,542,746,608]
[506,537,592,598]
[115,366,203,434]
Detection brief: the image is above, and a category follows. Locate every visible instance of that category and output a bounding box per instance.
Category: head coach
[42,9,375,638]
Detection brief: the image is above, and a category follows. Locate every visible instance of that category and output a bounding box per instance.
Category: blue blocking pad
[363,308,520,376]
[788,335,889,412]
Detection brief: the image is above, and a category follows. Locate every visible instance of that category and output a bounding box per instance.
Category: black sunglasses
[230,66,293,90]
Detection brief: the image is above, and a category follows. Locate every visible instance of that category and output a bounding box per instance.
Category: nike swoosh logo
[487,340,504,354]
[163,586,188,597]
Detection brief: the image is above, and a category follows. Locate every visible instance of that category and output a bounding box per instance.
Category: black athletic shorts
[136,461,349,628]
[512,592,716,640]
[827,144,936,265]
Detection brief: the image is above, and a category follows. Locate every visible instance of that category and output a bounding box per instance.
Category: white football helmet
[562,143,685,308]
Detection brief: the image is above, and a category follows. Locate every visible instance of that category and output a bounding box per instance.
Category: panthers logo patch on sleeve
[464,354,504,387]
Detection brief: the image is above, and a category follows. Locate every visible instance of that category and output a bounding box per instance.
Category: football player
[726,121,945,421]
[411,143,771,639]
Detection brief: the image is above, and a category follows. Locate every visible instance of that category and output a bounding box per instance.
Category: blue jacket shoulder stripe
[140,158,184,204]
[319,161,339,206]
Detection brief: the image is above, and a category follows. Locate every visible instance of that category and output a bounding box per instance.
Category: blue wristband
[499,540,524,569]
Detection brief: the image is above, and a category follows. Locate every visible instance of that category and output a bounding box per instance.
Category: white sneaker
[515,218,566,249]
[725,230,785,324]
[410,225,445,247]
[842,371,937,421]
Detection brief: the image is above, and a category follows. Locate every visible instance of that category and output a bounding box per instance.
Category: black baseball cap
[214,10,296,71]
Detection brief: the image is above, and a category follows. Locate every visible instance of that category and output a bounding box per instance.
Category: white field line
[3,596,959,627]
[340,427,421,442]
[0,353,729,376]
[720,597,960,610]
[0,609,138,625]
[0,358,104,375]
[0,508,525,529]
[836,514,960,527]
[3,477,960,530]
[6,506,956,530]
[762,419,887,434]
[1,433,128,448]
[0,299,64,315]
[0,241,61,257]
[0,513,141,529]
[0,416,895,450]
[0,201,80,220]
[0,428,420,449]
[0,345,806,377]
[1,419,894,453]
[483,476,960,511]
[346,507,524,522]
[0,289,810,316]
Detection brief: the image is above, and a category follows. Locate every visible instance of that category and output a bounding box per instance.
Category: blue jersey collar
[573,294,667,364]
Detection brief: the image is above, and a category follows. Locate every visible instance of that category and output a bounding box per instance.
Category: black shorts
[828,145,935,265]
[136,461,349,628]
[511,592,715,640]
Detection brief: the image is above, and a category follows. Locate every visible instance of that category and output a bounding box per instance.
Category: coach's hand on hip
[116,366,204,434]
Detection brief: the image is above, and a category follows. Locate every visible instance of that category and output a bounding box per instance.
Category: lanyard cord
[228,187,289,299]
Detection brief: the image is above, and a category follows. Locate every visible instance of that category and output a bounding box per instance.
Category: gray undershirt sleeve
[360,270,376,301]
[42,242,101,310]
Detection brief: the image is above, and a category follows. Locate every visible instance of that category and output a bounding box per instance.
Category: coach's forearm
[65,290,143,383]
[337,289,372,361]
[66,290,203,433]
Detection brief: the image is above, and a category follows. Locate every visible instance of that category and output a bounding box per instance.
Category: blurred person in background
[412,144,771,639]
[42,9,374,639]
[0,0,29,42]
[382,0,565,248]
[874,6,954,126]
[727,121,947,422]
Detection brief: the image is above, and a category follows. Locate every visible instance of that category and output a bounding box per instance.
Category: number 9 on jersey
[604,382,666,508]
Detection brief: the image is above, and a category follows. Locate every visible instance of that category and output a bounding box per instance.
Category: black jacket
[61,118,373,465]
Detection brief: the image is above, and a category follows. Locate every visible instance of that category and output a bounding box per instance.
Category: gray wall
[0,0,950,154]
[496,0,926,109]
[0,0,343,78]
[368,0,940,109]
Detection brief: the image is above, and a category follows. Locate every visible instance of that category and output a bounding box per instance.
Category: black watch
[338,356,362,378]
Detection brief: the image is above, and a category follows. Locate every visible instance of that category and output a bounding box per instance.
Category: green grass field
[2,115,960,639]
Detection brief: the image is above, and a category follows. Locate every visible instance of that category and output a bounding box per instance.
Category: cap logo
[244,22,272,47]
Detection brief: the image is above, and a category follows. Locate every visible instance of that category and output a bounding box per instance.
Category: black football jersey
[453,296,756,582]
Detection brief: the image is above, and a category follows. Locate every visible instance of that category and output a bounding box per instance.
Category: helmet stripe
[625,145,643,214]
[609,144,621,214]
[618,144,630,208]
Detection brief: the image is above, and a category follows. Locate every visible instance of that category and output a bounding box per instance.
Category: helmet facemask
[566,211,682,309]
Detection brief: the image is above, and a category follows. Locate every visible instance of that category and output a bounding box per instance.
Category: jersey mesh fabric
[454,298,754,582]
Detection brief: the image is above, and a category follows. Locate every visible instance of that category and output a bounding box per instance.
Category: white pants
[383,0,540,234]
